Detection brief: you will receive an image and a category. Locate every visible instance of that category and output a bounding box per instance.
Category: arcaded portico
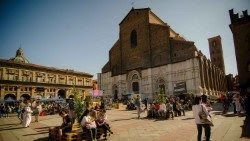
[0,48,93,101]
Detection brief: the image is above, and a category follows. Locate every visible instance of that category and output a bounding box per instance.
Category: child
[96,109,113,139]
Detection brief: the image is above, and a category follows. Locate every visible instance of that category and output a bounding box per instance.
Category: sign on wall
[173,82,187,95]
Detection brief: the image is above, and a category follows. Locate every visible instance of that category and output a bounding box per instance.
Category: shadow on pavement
[23,132,48,136]
[0,123,19,127]
[0,126,24,131]
[223,113,245,117]
[35,126,55,129]
[182,117,194,120]
[33,137,49,141]
[212,111,222,115]
[111,117,137,122]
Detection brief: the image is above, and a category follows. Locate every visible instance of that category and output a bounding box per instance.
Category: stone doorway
[58,89,66,99]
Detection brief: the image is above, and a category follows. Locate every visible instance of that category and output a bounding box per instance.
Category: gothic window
[130,30,137,48]
[132,74,139,80]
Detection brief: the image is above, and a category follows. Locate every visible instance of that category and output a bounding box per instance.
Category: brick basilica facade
[0,48,93,101]
[98,8,227,100]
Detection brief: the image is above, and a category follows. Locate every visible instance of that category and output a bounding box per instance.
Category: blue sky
[0,0,249,79]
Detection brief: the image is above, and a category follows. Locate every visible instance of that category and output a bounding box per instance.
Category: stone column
[18,69,22,81]
[55,75,59,84]
[214,68,219,95]
[66,89,69,98]
[44,88,48,98]
[45,73,48,83]
[211,65,216,94]
[205,60,211,94]
[66,75,69,85]
[198,57,205,89]
[32,72,36,82]
[31,87,35,98]
[208,62,214,94]
[75,77,78,86]
[0,85,5,100]
[203,59,209,94]
[2,68,6,80]
[218,70,222,94]
[16,86,21,100]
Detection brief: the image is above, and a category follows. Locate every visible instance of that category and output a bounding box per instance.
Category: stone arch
[155,77,167,95]
[68,95,74,99]
[20,94,31,101]
[127,70,141,94]
[58,89,66,99]
[4,94,17,101]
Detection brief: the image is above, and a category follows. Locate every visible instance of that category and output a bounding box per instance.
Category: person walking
[16,105,22,122]
[5,105,10,118]
[192,96,212,141]
[22,103,33,127]
[135,95,142,119]
[34,102,42,122]
[234,93,243,116]
[143,98,148,111]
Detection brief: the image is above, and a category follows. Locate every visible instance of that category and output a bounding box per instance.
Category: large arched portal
[4,94,17,101]
[58,89,66,99]
[20,94,31,101]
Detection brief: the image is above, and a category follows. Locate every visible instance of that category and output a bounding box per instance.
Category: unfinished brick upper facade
[102,8,197,76]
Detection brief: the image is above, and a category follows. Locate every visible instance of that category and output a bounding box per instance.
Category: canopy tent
[5,97,16,102]
[52,96,66,103]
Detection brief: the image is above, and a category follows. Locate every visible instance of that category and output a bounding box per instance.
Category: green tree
[156,87,166,104]
[72,86,86,123]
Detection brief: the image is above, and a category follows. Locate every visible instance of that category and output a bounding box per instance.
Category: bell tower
[208,35,225,74]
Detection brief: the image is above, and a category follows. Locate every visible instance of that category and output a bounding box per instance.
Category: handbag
[198,105,214,126]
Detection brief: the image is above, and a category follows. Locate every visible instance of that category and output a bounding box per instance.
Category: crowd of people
[126,95,193,119]
[220,93,246,116]
[57,99,113,141]
[0,92,248,141]
[0,100,66,127]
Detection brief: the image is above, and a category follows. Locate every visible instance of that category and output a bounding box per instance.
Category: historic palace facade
[98,8,227,100]
[0,48,93,101]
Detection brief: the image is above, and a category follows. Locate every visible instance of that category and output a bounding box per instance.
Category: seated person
[159,103,166,117]
[147,104,154,118]
[96,109,113,139]
[81,110,97,141]
[154,103,160,117]
[166,101,174,119]
[59,111,72,136]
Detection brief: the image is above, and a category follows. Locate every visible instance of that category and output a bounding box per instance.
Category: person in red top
[154,103,160,111]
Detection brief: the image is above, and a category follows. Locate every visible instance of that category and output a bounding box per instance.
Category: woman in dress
[22,103,33,127]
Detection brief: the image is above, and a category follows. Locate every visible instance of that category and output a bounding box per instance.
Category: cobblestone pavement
[0,105,249,141]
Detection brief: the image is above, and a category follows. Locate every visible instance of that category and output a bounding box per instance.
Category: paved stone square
[0,105,249,141]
